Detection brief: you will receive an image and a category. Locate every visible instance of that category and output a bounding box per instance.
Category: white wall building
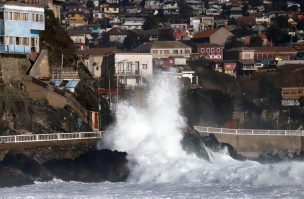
[115,53,153,87]
[122,17,145,30]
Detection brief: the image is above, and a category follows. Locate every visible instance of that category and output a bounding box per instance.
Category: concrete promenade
[194,126,304,158]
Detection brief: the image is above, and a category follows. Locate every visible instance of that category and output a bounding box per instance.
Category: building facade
[0,2,45,54]
[115,53,153,88]
[135,41,192,59]
[197,43,224,60]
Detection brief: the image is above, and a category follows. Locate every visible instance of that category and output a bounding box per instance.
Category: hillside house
[192,27,233,46]
[190,16,214,33]
[67,11,88,27]
[115,53,153,88]
[122,17,144,30]
[144,0,161,11]
[78,48,118,79]
[103,27,128,45]
[197,43,224,60]
[134,41,192,59]
[161,0,179,15]
[0,2,45,54]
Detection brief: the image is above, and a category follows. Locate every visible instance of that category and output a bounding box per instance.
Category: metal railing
[193,126,304,136]
[0,131,103,144]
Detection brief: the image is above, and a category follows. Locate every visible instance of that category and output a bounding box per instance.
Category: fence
[194,126,304,136]
[0,131,103,144]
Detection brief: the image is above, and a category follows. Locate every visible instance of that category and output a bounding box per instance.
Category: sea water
[1,73,304,198]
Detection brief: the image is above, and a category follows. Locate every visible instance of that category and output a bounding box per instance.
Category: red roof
[193,28,220,39]
[78,48,120,56]
[251,46,298,53]
[103,27,128,36]
[237,16,256,25]
[196,43,224,48]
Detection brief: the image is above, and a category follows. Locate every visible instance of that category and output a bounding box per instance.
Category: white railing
[193,126,304,136]
[0,131,103,144]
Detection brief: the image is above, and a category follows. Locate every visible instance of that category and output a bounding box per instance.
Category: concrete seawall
[212,133,304,158]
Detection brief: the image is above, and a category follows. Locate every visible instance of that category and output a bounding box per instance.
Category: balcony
[116,70,141,76]
[0,44,31,54]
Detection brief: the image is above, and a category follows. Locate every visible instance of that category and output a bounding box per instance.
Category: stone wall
[29,50,50,79]
[0,54,28,82]
[213,133,303,158]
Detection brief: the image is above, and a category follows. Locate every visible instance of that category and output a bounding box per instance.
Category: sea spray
[102,73,304,186]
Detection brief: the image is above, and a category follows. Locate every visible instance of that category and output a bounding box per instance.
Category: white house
[115,53,153,88]
[122,17,145,30]
[190,16,214,33]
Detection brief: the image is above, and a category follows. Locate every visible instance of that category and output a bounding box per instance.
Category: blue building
[0,2,45,54]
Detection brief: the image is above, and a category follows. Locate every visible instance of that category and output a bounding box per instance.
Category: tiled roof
[134,41,191,52]
[78,48,120,56]
[251,46,298,53]
[227,46,298,53]
[103,27,128,35]
[196,43,224,48]
[192,28,220,39]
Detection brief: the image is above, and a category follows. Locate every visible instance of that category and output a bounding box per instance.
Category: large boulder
[44,149,129,182]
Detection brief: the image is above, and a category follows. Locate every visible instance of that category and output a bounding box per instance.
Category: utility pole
[288,107,291,130]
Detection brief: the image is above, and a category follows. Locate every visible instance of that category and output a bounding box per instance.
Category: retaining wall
[0,54,28,82]
[213,133,304,158]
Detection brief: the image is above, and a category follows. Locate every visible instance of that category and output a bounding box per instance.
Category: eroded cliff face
[0,83,91,135]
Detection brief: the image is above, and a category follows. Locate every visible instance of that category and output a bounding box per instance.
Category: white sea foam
[102,73,304,186]
[2,73,304,198]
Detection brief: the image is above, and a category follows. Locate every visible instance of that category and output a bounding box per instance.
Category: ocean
[1,72,303,198]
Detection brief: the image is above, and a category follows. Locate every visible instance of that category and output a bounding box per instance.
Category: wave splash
[102,73,304,186]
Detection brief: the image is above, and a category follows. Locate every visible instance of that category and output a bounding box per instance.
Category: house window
[180,50,183,54]
[23,37,29,46]
[206,48,210,53]
[211,48,215,53]
[217,48,221,53]
[31,38,35,46]
[9,12,13,20]
[14,12,20,20]
[173,50,178,54]
[164,50,169,54]
[0,12,3,20]
[185,50,190,54]
[142,64,147,69]
[126,62,132,71]
[201,48,205,53]
[152,50,158,54]
[0,36,3,44]
[16,37,21,45]
[9,37,14,45]
[244,54,250,59]
[96,67,99,70]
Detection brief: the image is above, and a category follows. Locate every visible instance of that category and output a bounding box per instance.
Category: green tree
[266,25,291,45]
[299,97,304,107]
[143,16,160,30]
[40,9,76,66]
[272,15,289,29]
[224,36,245,49]
[86,0,95,8]
[123,32,142,50]
[249,35,263,47]
[178,0,194,20]
[297,19,304,30]
[234,24,254,37]
[158,28,175,41]
[228,17,237,25]
[248,0,263,7]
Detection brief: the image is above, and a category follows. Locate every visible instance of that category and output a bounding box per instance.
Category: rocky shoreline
[0,149,129,188]
[1,131,304,188]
